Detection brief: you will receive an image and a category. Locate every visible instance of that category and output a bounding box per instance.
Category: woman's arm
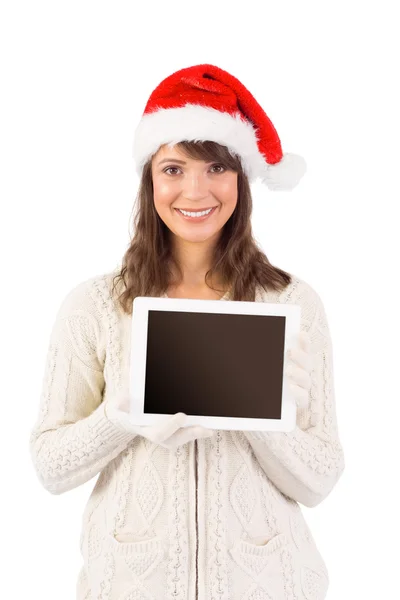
[243,290,345,507]
[29,280,136,495]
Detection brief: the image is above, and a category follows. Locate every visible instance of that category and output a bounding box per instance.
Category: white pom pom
[260,152,307,191]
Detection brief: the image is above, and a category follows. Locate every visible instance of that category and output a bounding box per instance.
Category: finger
[195,427,216,440]
[288,383,309,410]
[147,412,188,443]
[176,426,215,445]
[284,362,311,390]
[288,345,312,373]
[114,394,131,413]
[299,330,311,350]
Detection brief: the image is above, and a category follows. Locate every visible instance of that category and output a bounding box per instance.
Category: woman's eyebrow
[157,158,187,166]
[157,158,217,167]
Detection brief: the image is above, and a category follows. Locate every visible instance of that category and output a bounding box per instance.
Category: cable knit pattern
[29,276,136,495]
[166,444,189,600]
[207,429,230,600]
[30,270,344,600]
[92,275,123,390]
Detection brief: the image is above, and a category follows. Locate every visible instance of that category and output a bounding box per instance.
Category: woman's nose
[181,173,209,199]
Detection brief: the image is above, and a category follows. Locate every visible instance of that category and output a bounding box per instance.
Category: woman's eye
[164,167,180,175]
[210,164,225,173]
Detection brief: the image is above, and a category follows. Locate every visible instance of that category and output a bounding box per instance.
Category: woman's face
[151,144,238,244]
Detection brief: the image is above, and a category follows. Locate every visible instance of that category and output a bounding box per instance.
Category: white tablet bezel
[129,296,301,432]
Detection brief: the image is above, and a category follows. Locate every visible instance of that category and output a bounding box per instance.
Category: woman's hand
[283,330,313,410]
[105,393,215,450]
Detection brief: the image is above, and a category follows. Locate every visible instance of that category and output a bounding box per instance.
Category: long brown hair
[112,140,292,314]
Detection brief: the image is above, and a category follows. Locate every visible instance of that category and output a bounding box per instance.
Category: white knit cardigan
[29,270,345,600]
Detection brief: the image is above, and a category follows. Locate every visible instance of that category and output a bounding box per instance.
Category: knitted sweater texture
[29,271,345,600]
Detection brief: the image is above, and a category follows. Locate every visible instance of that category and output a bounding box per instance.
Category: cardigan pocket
[103,533,168,599]
[228,532,292,598]
[81,533,166,600]
[107,533,166,580]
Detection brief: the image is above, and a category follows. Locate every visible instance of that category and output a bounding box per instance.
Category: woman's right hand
[104,393,215,450]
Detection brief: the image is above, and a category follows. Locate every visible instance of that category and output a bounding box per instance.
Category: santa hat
[132,64,306,191]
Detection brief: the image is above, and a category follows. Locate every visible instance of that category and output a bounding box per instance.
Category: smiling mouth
[175,206,218,220]
[175,207,218,212]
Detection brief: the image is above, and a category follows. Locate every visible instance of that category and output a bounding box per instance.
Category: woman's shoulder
[257,273,326,329]
[258,273,321,304]
[286,273,324,306]
[54,269,121,323]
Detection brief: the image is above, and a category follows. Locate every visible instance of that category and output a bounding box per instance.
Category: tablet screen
[142,310,286,420]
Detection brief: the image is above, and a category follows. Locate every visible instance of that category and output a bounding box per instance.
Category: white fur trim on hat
[132,104,306,190]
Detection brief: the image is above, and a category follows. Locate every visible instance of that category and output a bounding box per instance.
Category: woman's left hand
[283,330,313,410]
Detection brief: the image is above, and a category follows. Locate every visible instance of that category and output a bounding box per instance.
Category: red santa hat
[132,64,306,191]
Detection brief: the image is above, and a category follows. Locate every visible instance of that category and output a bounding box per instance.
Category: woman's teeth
[178,207,213,218]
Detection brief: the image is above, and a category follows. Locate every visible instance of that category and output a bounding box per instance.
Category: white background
[1,1,399,598]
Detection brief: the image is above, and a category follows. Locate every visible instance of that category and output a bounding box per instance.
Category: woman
[30,64,345,600]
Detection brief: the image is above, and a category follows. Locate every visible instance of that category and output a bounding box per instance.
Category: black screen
[143,310,286,420]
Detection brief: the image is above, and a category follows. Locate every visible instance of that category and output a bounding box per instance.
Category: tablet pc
[129,296,301,432]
